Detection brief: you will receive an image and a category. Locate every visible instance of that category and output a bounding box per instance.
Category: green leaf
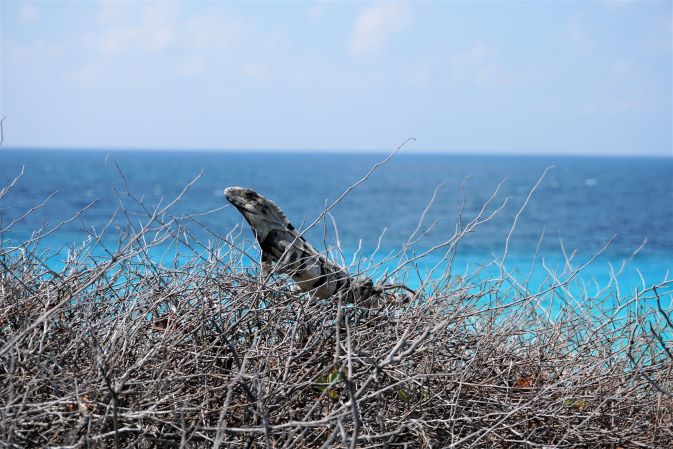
[328,371,342,383]
[564,399,589,410]
[397,388,410,403]
[421,385,430,400]
[315,371,342,400]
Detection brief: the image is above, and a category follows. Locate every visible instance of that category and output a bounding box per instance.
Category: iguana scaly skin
[224,187,377,302]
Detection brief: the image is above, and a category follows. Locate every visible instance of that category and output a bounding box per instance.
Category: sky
[1,0,671,156]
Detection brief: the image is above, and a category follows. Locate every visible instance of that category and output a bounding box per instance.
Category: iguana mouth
[224,186,258,212]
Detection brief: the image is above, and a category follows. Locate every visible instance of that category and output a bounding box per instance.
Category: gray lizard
[224,187,379,302]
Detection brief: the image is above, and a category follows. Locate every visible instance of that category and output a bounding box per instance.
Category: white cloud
[71,3,286,86]
[68,3,179,86]
[350,3,410,56]
[606,59,630,84]
[566,18,594,55]
[141,4,178,50]
[18,2,39,24]
[448,44,503,87]
[175,55,206,79]
[184,14,248,51]
[308,1,329,19]
[68,63,103,84]
[5,40,63,67]
[95,2,179,55]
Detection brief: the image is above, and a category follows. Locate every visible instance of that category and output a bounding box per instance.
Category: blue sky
[1,0,671,155]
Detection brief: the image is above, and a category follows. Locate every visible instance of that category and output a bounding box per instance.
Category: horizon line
[2,145,671,159]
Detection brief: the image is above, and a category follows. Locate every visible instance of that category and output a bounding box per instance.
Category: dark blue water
[1,149,671,292]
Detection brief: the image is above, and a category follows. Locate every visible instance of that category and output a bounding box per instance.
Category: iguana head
[224,187,291,237]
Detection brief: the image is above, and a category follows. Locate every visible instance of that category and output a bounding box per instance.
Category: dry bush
[1,167,672,449]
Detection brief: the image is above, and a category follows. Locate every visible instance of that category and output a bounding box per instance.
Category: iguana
[224,187,380,302]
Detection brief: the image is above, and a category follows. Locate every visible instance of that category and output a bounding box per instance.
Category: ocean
[1,149,671,295]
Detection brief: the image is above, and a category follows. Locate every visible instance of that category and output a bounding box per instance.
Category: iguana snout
[224,187,263,214]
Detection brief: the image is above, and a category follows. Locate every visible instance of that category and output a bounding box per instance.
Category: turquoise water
[1,149,671,297]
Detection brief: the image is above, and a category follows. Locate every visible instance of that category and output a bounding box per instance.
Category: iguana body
[224,187,377,301]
